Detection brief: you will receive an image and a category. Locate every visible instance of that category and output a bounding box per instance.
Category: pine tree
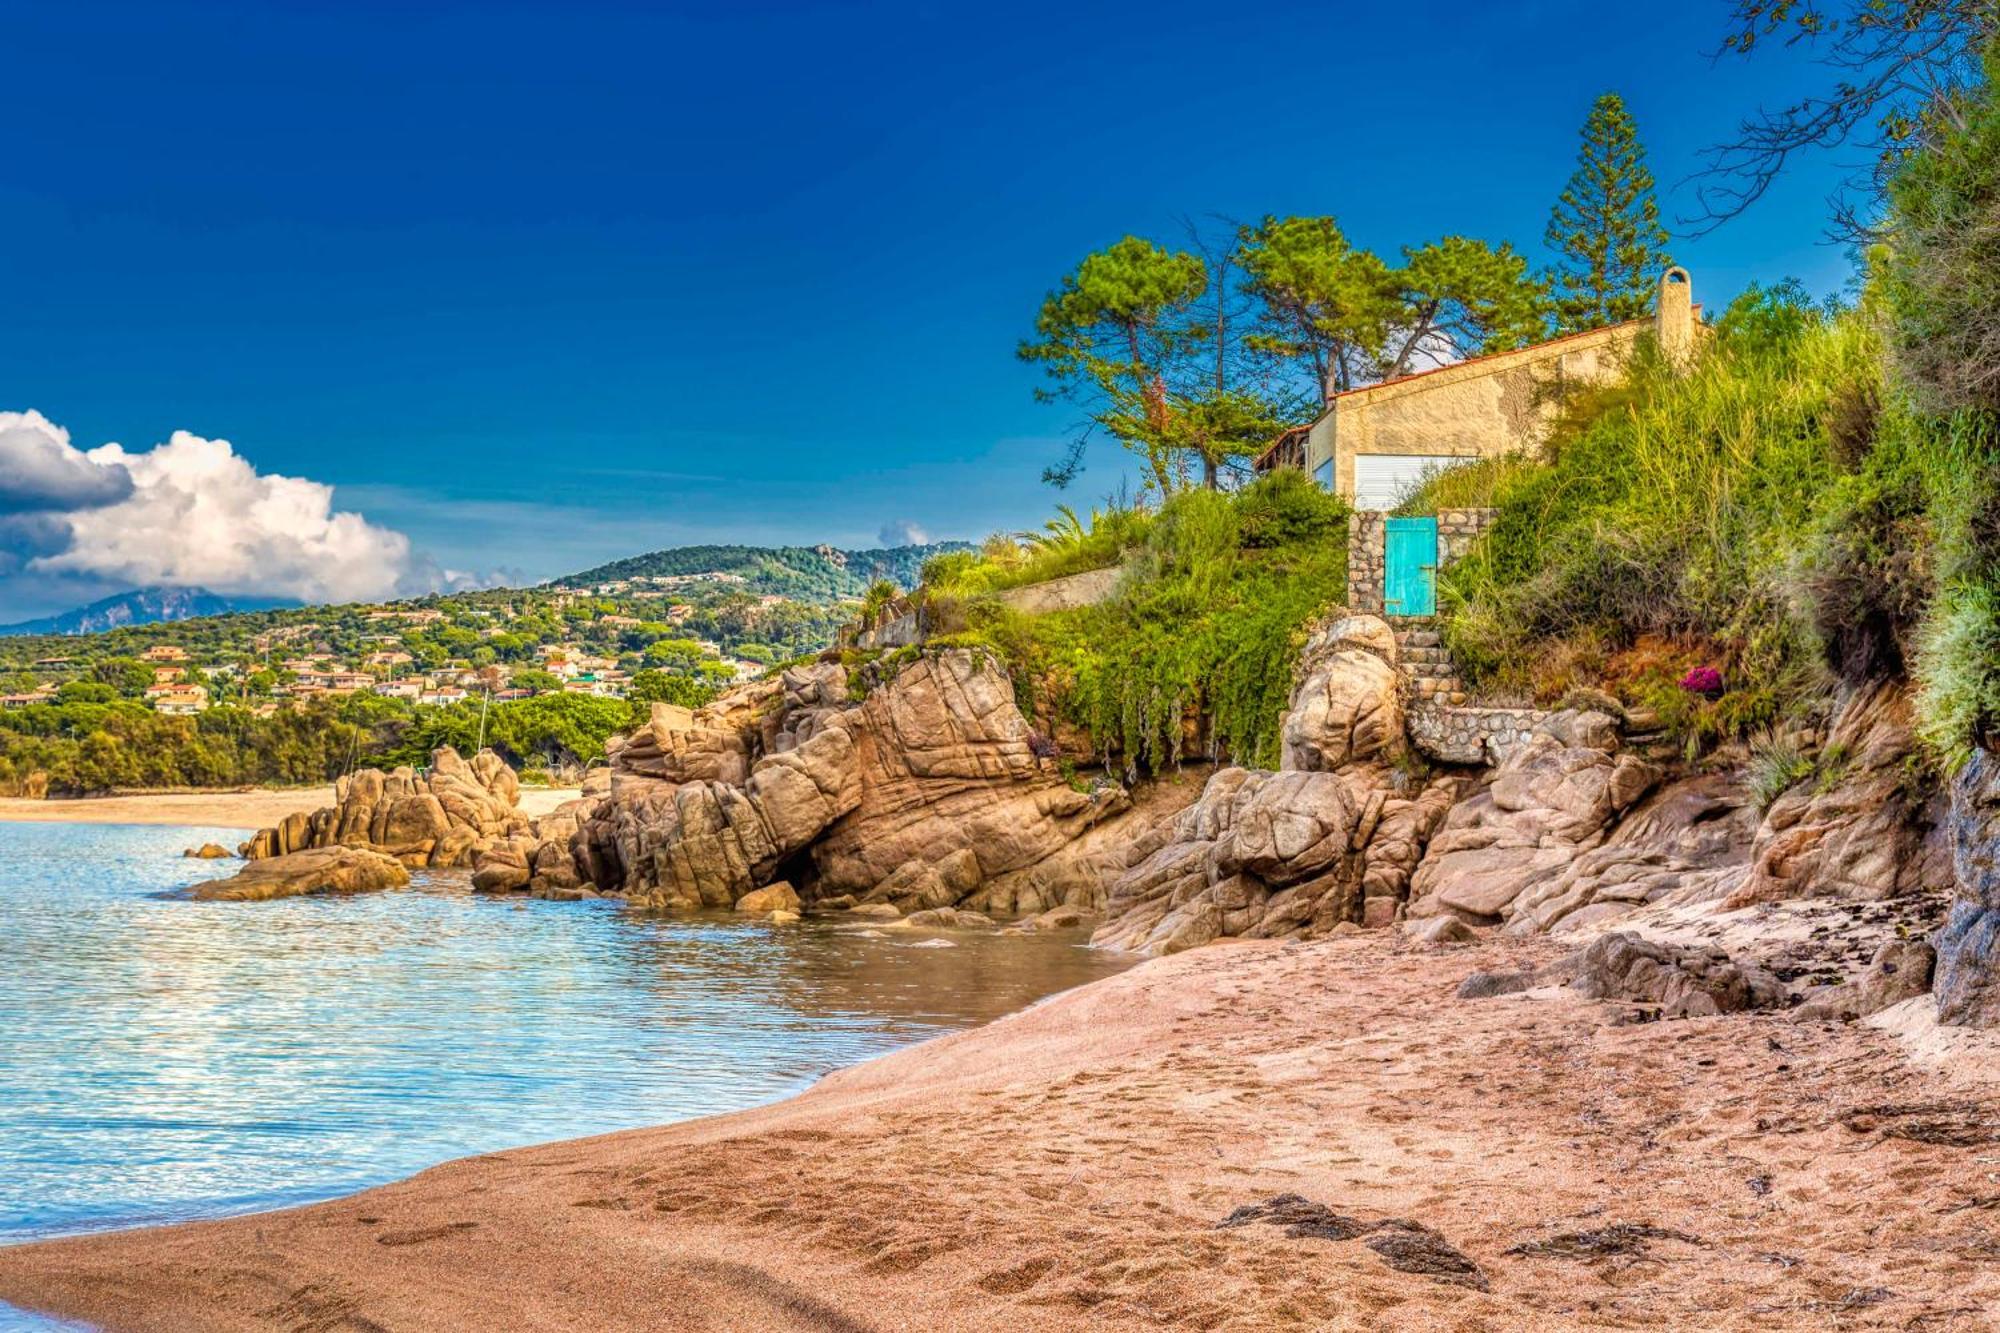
[1546,93,1672,333]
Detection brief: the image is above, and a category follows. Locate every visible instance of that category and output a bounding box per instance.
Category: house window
[1313,458,1333,490]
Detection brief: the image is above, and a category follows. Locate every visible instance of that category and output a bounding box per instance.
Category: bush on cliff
[1415,284,1883,739]
[1879,41,2000,765]
[925,469,1350,774]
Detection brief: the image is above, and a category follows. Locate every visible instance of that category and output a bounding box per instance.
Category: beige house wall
[1301,268,1699,505]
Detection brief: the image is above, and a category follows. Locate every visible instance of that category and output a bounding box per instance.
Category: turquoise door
[1384,516,1438,617]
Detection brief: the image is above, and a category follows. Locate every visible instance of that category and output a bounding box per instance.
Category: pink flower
[1679,666,1725,699]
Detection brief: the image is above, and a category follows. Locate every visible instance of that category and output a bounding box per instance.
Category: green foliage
[1546,92,1672,333]
[1878,41,2000,762]
[1746,730,1817,810]
[642,637,708,670]
[1382,236,1550,380]
[1019,236,1212,494]
[627,668,721,711]
[1236,217,1549,400]
[1437,283,1876,731]
[559,541,966,595]
[931,471,1349,774]
[1237,215,1397,402]
[927,505,1154,598]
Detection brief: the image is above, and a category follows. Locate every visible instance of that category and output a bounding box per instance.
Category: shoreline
[0,786,582,831]
[2,933,1996,1331]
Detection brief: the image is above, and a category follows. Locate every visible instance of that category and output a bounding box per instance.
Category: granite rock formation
[191,845,411,901]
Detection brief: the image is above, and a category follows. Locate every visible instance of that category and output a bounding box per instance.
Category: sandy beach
[3,931,1996,1332]
[0,786,583,831]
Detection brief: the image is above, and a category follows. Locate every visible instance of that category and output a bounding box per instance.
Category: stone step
[1395,630,1443,649]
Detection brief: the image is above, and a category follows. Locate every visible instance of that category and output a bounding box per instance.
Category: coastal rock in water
[470,838,537,893]
[1936,744,2000,1026]
[735,881,801,915]
[191,845,410,901]
[1567,932,1785,1018]
[184,843,231,859]
[1406,722,1659,926]
[573,648,1152,916]
[242,746,532,871]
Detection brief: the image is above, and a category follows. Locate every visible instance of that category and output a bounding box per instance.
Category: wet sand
[3,931,1997,1331]
[0,786,582,831]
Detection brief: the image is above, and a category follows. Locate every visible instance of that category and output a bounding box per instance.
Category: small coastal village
[3,590,767,719]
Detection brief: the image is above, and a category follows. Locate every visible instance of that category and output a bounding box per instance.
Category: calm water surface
[0,821,1128,1257]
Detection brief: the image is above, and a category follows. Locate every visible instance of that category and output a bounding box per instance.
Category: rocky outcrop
[191,845,410,901]
[1504,774,1755,935]
[1728,683,1949,908]
[241,747,532,869]
[1406,718,1659,926]
[1281,616,1403,772]
[1936,744,2000,1026]
[1092,620,1458,955]
[568,649,1152,917]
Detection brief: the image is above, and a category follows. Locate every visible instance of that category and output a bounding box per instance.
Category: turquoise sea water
[0,821,1127,1327]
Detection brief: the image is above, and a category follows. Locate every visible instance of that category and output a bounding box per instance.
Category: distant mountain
[557,542,971,601]
[0,587,298,637]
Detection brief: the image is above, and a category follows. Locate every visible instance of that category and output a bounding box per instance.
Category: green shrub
[1746,731,1815,811]
[1435,286,1875,735]
[1880,44,2000,764]
[943,474,1350,774]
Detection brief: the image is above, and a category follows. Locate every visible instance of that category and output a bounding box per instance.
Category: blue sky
[0,0,1856,619]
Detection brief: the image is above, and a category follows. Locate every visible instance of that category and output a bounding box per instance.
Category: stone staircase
[1392,619,1467,706]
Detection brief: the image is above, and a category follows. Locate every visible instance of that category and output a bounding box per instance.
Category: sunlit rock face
[570,649,1144,917]
[242,746,530,869]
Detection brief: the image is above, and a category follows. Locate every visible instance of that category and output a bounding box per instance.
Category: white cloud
[877,518,928,546]
[4,410,507,604]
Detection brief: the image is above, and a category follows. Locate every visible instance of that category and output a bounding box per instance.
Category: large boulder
[1091,763,1456,955]
[242,747,530,872]
[1936,744,2000,1026]
[1282,617,1404,773]
[1567,932,1785,1018]
[191,846,410,901]
[736,881,802,915]
[805,651,1127,898]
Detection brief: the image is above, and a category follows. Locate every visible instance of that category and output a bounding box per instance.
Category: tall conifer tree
[1546,93,1672,332]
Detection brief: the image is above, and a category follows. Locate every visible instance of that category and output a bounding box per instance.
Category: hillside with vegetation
[0,540,960,796]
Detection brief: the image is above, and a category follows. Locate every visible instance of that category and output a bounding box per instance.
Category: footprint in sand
[375,1221,479,1246]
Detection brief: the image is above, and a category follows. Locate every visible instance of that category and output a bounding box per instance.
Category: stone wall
[1408,703,1554,766]
[1348,513,1385,616]
[995,564,1122,615]
[854,565,1124,650]
[1437,508,1497,564]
